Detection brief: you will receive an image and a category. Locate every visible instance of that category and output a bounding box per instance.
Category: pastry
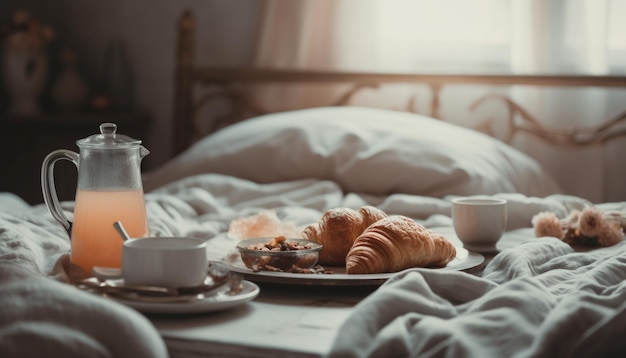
[346,215,456,274]
[228,209,300,239]
[302,206,387,266]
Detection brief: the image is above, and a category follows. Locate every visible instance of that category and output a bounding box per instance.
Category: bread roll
[302,206,387,266]
[346,215,456,274]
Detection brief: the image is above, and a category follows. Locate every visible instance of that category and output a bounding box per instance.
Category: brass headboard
[173,9,626,155]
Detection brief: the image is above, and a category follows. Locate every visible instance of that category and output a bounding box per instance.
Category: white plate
[102,280,259,314]
[227,247,484,286]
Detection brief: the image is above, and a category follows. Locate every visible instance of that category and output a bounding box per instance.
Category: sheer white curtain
[255,0,625,73]
[253,0,626,201]
[255,0,379,70]
[253,0,379,110]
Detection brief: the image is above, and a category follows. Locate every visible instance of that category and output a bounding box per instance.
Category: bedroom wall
[0,0,263,170]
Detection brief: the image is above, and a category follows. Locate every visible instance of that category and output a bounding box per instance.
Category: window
[376,0,625,74]
[377,0,511,73]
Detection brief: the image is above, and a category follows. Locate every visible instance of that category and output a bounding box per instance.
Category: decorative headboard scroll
[174,9,626,155]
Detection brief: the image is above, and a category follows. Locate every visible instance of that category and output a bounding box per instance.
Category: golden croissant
[346,215,456,274]
[302,206,387,266]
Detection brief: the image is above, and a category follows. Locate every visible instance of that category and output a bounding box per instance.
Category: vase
[2,47,48,116]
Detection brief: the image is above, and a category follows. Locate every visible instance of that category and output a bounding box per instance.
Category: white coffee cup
[452,197,507,250]
[122,237,208,288]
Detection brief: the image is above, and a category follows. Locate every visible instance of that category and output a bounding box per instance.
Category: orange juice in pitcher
[71,189,148,273]
[42,123,150,275]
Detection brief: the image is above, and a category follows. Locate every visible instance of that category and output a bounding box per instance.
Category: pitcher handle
[41,149,79,238]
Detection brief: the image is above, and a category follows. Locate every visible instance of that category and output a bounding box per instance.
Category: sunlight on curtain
[377,0,510,73]
[255,0,378,70]
[255,0,626,75]
[253,0,378,110]
[607,0,626,71]
[377,0,625,75]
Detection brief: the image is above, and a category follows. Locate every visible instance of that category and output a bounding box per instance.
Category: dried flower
[532,211,564,239]
[561,210,580,229]
[597,220,624,247]
[541,207,625,248]
[1,9,55,52]
[578,207,604,237]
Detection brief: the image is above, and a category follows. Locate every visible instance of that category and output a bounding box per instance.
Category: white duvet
[327,238,626,357]
[1,173,624,357]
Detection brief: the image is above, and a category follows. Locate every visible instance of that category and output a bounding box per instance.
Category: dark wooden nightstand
[0,113,151,205]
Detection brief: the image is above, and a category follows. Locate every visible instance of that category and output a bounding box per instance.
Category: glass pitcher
[41,123,150,274]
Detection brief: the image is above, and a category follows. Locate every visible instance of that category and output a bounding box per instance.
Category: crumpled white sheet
[0,173,617,358]
[326,237,626,358]
[0,262,167,358]
[0,203,167,358]
[145,173,592,235]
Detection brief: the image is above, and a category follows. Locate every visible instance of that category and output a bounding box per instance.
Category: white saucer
[105,280,259,315]
[227,247,485,286]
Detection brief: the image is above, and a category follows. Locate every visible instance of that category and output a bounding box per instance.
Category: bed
[2,8,626,358]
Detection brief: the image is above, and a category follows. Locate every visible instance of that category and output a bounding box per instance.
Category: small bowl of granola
[236,236,322,272]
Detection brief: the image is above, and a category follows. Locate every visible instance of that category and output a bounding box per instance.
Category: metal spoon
[113,221,130,241]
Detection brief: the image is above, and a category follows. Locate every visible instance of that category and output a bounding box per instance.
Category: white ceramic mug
[122,237,208,288]
[452,197,507,249]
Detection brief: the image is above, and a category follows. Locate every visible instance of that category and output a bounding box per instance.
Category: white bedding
[1,171,623,357]
[327,237,626,357]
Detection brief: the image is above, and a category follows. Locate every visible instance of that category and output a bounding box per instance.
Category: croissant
[302,206,387,266]
[346,215,456,274]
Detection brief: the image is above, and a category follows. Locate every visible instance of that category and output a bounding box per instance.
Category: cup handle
[41,149,79,239]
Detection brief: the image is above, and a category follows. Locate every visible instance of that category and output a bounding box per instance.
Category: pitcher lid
[76,123,142,148]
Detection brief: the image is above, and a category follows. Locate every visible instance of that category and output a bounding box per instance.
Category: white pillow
[144,106,563,197]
